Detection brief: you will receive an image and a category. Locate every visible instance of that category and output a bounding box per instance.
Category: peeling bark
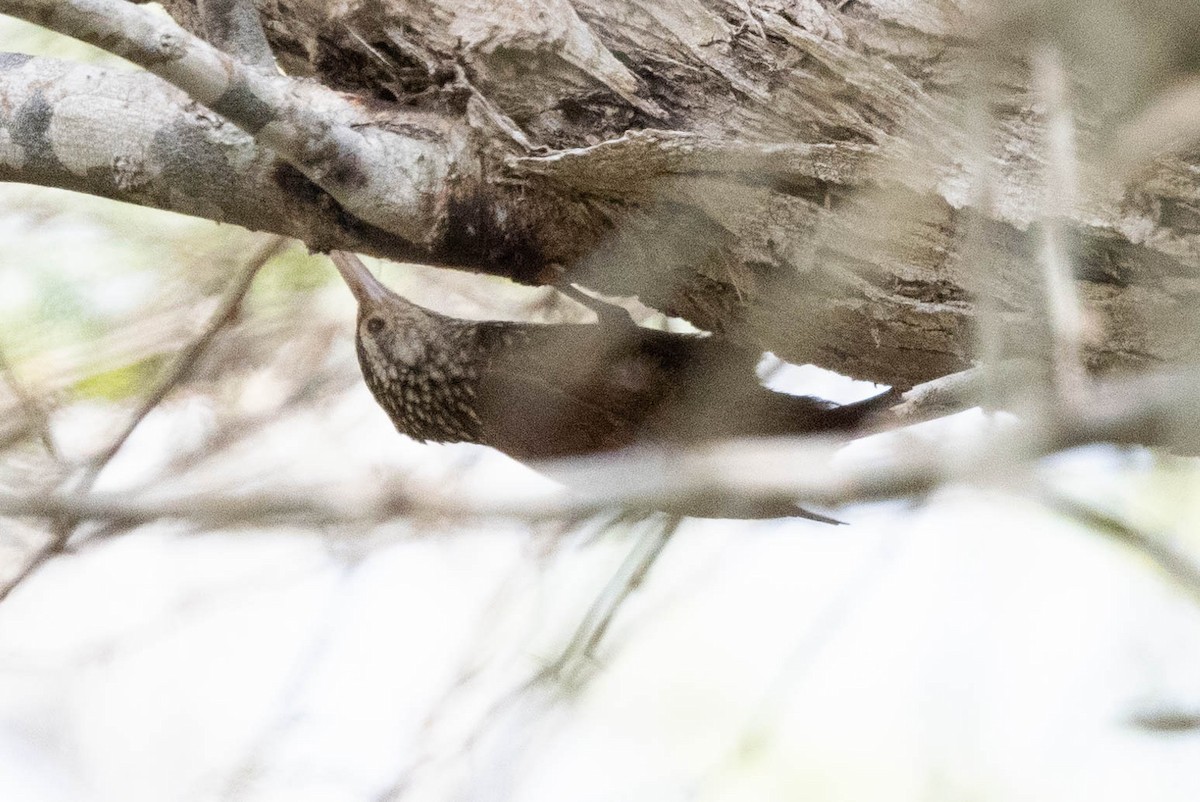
[9,0,1200,388]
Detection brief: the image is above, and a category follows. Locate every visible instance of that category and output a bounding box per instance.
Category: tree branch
[0,235,286,604]
[1,365,1198,529]
[9,0,1200,391]
[0,55,427,261]
[196,0,274,69]
[4,0,471,244]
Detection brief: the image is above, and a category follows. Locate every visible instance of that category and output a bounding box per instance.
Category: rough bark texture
[42,2,1200,385]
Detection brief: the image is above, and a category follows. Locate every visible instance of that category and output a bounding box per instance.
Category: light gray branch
[0,55,432,261]
[546,514,680,686]
[197,0,274,69]
[3,0,470,245]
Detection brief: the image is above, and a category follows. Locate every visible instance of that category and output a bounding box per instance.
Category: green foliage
[72,355,166,401]
[247,247,333,309]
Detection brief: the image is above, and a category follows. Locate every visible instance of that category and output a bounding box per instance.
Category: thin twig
[0,236,286,604]
[1041,492,1200,607]
[1032,44,1088,397]
[375,515,680,801]
[368,531,579,801]
[76,235,288,493]
[547,514,681,686]
[0,346,61,460]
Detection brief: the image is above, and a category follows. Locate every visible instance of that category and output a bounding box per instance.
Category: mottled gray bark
[0,54,432,262]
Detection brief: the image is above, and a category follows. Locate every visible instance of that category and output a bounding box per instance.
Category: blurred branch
[1032,44,1088,397]
[0,346,59,460]
[547,514,680,686]
[375,514,679,800]
[75,235,287,492]
[1,366,1198,532]
[1042,492,1200,607]
[1115,77,1200,170]
[1126,707,1200,733]
[0,236,285,604]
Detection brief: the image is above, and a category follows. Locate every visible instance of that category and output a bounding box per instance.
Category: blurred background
[3,9,1200,802]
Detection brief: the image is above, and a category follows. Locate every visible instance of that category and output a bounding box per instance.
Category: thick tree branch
[196,0,274,69]
[4,0,472,245]
[8,0,1200,391]
[0,54,431,261]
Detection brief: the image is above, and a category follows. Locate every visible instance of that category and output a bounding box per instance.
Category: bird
[330,251,895,519]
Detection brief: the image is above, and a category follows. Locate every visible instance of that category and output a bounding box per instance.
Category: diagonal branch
[546,514,680,686]
[74,234,288,493]
[0,345,60,459]
[4,0,470,245]
[1042,492,1200,607]
[0,235,286,604]
[0,55,426,263]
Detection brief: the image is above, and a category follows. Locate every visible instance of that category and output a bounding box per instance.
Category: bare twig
[547,514,681,686]
[1032,44,1088,396]
[0,236,286,604]
[154,365,353,480]
[1041,492,1200,607]
[373,515,679,801]
[75,235,287,493]
[0,346,60,460]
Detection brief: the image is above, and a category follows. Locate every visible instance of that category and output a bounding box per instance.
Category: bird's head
[330,251,429,370]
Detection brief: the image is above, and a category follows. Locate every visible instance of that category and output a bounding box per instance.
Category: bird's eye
[365,317,386,334]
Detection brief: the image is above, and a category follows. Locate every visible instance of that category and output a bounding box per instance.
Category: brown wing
[472,322,696,459]
[471,321,891,458]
